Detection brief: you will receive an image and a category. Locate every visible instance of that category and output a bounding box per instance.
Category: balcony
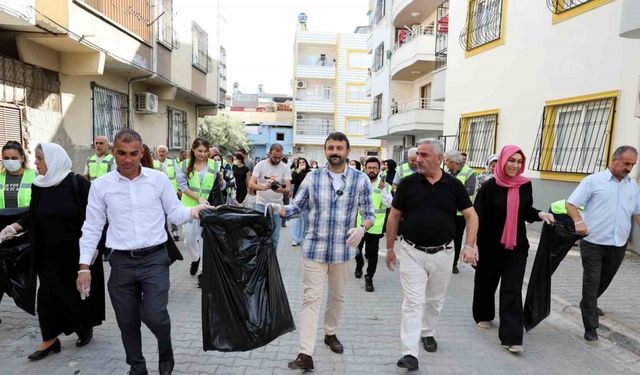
[295,94,334,113]
[296,31,337,45]
[392,0,441,28]
[295,65,336,79]
[388,98,444,135]
[296,118,334,137]
[390,26,436,80]
[620,0,640,38]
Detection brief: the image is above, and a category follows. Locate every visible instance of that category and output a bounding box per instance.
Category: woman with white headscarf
[0,143,105,360]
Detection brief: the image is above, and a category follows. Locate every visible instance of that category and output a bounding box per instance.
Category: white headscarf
[34,143,72,188]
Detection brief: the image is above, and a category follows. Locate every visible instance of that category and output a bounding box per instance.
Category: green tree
[197,114,250,154]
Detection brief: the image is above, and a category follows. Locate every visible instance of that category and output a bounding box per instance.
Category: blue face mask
[3,159,22,173]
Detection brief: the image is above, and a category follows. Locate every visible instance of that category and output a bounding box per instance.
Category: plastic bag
[0,207,36,315]
[200,205,295,351]
[524,221,584,331]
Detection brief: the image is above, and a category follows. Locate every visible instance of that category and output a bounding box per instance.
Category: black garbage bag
[200,205,295,351]
[0,207,36,315]
[524,221,584,331]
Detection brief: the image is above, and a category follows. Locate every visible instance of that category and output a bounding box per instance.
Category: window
[158,0,173,47]
[372,94,383,121]
[347,51,370,70]
[346,84,367,102]
[0,106,22,147]
[168,108,188,150]
[374,0,385,24]
[346,118,368,136]
[192,22,208,72]
[529,92,616,175]
[435,0,450,69]
[373,43,384,72]
[547,0,612,23]
[458,0,505,54]
[455,111,498,168]
[276,132,285,141]
[92,84,129,144]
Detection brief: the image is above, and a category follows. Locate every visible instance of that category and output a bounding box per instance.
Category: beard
[368,172,378,180]
[327,154,346,167]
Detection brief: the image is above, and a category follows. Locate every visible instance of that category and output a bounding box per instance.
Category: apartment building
[292,15,381,163]
[0,0,222,168]
[442,0,640,247]
[365,0,449,161]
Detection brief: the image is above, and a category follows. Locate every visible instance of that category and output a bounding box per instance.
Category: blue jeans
[255,203,282,251]
[291,208,309,245]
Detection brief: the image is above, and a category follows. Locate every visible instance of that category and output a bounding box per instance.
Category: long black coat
[17,173,104,340]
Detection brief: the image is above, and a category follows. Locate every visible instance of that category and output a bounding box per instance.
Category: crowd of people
[0,130,638,374]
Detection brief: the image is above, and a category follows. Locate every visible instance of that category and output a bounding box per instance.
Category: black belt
[114,244,165,258]
[403,238,452,254]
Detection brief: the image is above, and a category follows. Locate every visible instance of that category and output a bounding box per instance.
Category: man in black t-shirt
[385,138,479,372]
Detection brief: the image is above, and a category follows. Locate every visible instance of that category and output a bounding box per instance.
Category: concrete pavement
[1,222,639,374]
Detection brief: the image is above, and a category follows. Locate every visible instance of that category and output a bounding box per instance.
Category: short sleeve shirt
[392,171,472,246]
[252,159,292,205]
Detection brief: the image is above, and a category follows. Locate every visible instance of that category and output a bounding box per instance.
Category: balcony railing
[296,93,333,102]
[75,0,152,43]
[390,98,444,115]
[296,119,334,136]
[393,25,435,52]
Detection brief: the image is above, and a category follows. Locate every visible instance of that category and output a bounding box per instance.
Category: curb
[548,292,640,356]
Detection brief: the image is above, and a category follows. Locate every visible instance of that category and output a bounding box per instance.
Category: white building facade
[443,0,640,247]
[293,20,381,164]
[365,0,449,162]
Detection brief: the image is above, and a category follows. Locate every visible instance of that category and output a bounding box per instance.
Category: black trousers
[473,246,528,346]
[579,240,626,330]
[108,246,172,368]
[355,233,383,278]
[453,216,466,268]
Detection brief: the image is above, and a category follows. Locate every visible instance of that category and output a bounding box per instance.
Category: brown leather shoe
[324,334,344,354]
[288,353,314,370]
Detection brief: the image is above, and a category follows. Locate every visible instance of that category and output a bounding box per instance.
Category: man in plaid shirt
[268,132,375,371]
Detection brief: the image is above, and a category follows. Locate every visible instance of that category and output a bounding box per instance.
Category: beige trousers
[298,258,350,356]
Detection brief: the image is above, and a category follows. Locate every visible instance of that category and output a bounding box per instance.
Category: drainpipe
[128,3,159,128]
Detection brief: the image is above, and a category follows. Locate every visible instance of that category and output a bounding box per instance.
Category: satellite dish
[298,13,307,24]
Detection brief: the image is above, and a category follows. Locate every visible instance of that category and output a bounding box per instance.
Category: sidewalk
[525,225,640,355]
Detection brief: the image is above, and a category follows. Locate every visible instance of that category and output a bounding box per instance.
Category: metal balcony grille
[454,113,498,168]
[529,97,615,174]
[91,84,129,143]
[458,0,503,51]
[546,0,594,14]
[435,0,449,69]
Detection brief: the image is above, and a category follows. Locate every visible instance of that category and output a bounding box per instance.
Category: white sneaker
[477,321,492,329]
[508,345,524,353]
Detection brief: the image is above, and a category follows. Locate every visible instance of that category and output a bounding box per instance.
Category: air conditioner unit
[296,80,307,89]
[295,145,304,153]
[136,92,159,113]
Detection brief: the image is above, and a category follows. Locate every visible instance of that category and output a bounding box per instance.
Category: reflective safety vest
[0,169,36,208]
[87,154,114,181]
[396,162,414,181]
[550,199,584,215]
[180,159,220,207]
[153,159,179,192]
[357,178,390,235]
[455,165,477,216]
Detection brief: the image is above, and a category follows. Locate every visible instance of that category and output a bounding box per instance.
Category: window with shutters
[192,22,209,72]
[529,91,617,178]
[372,94,383,121]
[168,107,188,150]
[0,106,22,148]
[91,84,129,144]
[455,110,498,168]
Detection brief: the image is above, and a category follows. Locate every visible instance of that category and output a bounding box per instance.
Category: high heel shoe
[27,338,61,361]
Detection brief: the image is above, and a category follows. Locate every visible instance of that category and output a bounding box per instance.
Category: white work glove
[538,212,555,225]
[264,203,283,217]
[0,225,17,242]
[76,270,91,300]
[346,226,366,248]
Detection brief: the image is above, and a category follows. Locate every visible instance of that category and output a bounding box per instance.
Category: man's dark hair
[324,132,350,149]
[269,143,284,153]
[364,156,381,168]
[114,129,143,145]
[237,148,247,154]
[460,152,468,157]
